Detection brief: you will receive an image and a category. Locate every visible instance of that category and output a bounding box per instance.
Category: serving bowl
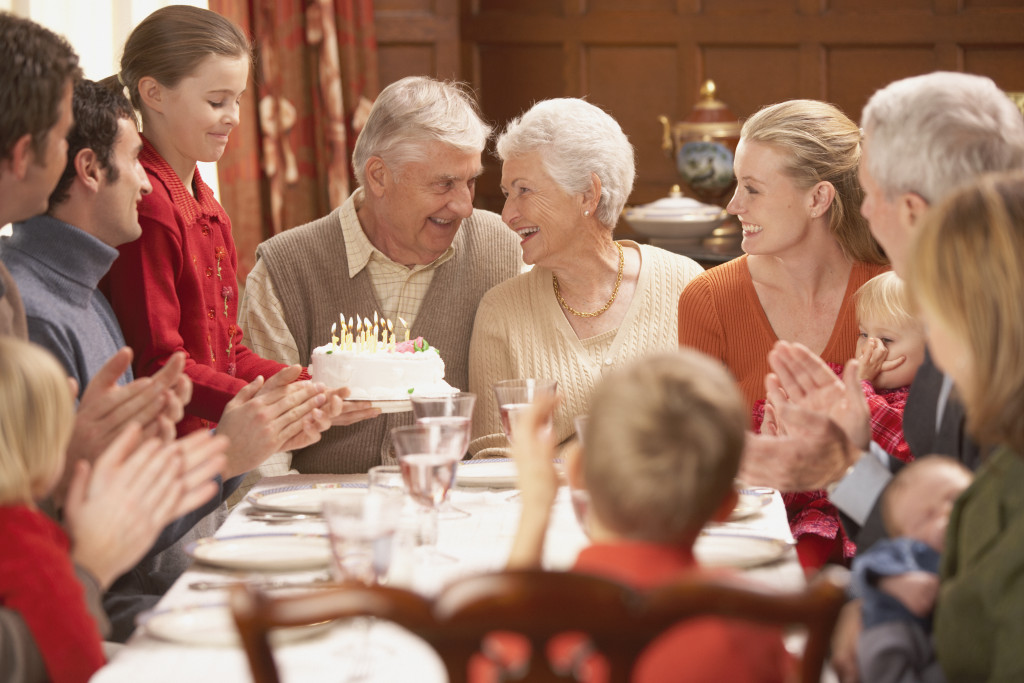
[622,187,727,240]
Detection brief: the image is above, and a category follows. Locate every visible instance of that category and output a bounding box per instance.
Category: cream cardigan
[468,242,703,457]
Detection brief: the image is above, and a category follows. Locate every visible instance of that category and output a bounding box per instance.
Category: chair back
[230,568,848,683]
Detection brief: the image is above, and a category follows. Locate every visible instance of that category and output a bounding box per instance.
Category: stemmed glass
[492,379,558,446]
[391,422,468,564]
[410,393,476,520]
[322,489,404,680]
[492,379,558,501]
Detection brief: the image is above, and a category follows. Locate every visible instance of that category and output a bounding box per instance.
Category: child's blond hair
[0,338,74,504]
[583,349,746,545]
[854,271,921,334]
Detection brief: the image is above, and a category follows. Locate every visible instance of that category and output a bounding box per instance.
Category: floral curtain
[210,0,379,281]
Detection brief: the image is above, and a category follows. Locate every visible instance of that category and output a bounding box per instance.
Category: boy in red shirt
[489,349,792,682]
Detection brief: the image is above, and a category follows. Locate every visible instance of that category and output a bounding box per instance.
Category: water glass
[391,422,468,564]
[411,393,476,519]
[322,490,403,586]
[492,378,558,444]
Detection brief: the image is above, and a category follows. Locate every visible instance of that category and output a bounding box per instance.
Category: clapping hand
[57,349,191,506]
[740,341,866,491]
[64,424,227,590]
[767,341,872,450]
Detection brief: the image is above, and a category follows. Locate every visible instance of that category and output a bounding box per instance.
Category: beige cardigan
[468,242,703,458]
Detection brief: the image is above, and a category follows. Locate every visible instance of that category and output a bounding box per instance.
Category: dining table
[91,460,805,683]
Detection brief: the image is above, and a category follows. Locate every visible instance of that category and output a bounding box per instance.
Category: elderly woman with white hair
[468,98,703,457]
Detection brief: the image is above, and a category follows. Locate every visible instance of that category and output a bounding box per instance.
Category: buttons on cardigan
[206,266,213,278]
[208,308,216,319]
[604,358,613,366]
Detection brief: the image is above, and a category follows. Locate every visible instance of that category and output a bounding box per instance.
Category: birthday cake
[310,336,456,401]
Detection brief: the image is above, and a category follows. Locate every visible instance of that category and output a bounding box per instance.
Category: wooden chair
[229,568,848,683]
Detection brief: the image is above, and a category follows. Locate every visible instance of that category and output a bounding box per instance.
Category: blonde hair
[583,350,746,544]
[741,100,887,266]
[0,338,74,504]
[855,271,920,334]
[905,170,1024,453]
[882,456,972,538]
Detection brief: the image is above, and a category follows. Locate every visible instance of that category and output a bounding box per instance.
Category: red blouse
[102,137,302,434]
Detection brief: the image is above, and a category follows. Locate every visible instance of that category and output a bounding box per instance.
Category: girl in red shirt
[103,6,371,439]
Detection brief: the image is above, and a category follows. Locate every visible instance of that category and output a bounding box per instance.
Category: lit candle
[386,319,395,348]
[399,316,410,342]
[331,322,338,349]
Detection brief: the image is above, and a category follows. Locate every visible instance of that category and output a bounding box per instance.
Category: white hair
[862,71,1024,204]
[495,98,636,229]
[352,76,491,187]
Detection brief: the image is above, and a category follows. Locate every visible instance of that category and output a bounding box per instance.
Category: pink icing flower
[393,336,428,353]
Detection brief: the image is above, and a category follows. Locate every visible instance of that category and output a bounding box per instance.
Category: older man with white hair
[239,76,522,475]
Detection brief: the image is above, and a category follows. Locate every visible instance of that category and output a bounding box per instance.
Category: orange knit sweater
[678,254,888,413]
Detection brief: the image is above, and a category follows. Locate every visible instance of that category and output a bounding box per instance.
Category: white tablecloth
[91,474,803,683]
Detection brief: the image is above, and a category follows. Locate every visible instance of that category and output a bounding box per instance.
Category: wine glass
[492,379,558,445]
[493,379,558,501]
[391,422,467,564]
[322,489,403,679]
[410,393,476,520]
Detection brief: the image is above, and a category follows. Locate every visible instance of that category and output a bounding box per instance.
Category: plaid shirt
[862,383,912,463]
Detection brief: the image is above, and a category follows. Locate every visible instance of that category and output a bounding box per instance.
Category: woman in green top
[905,170,1024,682]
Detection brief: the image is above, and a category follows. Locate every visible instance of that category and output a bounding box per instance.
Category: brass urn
[659,80,742,206]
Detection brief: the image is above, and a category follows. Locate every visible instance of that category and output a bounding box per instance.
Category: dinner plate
[344,398,412,413]
[186,534,331,572]
[695,532,793,569]
[247,482,367,515]
[455,458,518,488]
[139,604,331,647]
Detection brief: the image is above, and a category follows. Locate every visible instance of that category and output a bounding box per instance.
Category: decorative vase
[659,80,742,207]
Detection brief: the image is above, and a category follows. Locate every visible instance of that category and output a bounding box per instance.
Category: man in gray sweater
[240,76,522,474]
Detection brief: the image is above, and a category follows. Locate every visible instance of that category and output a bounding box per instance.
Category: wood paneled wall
[374,0,1024,220]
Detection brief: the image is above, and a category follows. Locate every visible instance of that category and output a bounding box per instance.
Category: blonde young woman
[905,171,1024,682]
[678,100,889,569]
[468,98,703,457]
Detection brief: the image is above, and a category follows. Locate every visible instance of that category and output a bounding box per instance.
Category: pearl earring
[584,210,590,217]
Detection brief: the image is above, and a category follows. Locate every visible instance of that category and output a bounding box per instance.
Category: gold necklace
[552,242,624,318]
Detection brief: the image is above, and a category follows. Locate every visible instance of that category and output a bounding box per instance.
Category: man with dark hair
[4,79,149,392]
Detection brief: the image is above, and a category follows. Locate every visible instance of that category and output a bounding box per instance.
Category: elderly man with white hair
[742,71,1024,546]
[239,76,522,474]
[468,98,703,457]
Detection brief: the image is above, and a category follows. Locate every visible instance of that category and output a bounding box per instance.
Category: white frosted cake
[310,336,456,401]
